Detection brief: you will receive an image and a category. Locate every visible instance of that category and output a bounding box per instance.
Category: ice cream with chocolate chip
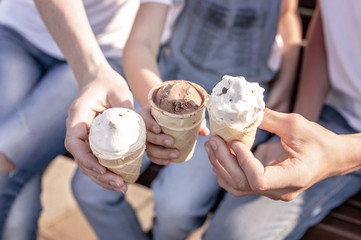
[206,75,265,149]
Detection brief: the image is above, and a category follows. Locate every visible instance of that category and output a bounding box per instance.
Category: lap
[204,105,361,239]
[205,170,361,240]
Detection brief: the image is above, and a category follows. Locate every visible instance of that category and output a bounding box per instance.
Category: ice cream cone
[94,145,146,184]
[206,75,265,150]
[148,80,208,163]
[89,108,146,184]
[208,113,259,149]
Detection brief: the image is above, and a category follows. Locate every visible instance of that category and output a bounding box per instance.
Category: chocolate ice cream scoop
[148,80,207,163]
[154,81,203,114]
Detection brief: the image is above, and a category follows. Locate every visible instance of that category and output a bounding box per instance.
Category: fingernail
[120,185,127,193]
[153,125,160,133]
[209,140,217,151]
[204,143,211,154]
[170,152,178,159]
[93,168,104,175]
[109,180,121,188]
[164,139,172,147]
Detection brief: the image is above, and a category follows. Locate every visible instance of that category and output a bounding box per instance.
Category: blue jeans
[72,1,280,238]
[72,98,270,240]
[0,25,79,240]
[71,79,151,240]
[0,25,126,240]
[203,105,361,240]
[2,174,42,240]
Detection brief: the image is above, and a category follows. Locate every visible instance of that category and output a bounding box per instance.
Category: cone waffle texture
[208,114,257,150]
[96,145,146,184]
[89,108,146,184]
[148,80,207,163]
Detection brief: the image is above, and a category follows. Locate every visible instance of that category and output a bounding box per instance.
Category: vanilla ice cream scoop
[206,75,265,148]
[89,108,146,160]
[207,75,265,129]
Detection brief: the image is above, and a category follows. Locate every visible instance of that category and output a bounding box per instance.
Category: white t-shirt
[320,0,361,131]
[0,0,139,59]
[140,0,184,44]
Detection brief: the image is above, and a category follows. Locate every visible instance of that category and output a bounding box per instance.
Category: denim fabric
[72,1,282,239]
[159,0,281,94]
[0,24,135,239]
[70,82,152,240]
[2,174,42,240]
[151,1,280,239]
[203,105,361,240]
[72,166,150,240]
[0,25,80,239]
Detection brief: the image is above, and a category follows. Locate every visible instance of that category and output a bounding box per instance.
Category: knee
[0,152,16,173]
[71,171,90,204]
[71,169,126,207]
[154,194,195,223]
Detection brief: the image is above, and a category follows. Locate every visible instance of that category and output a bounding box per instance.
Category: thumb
[259,108,295,139]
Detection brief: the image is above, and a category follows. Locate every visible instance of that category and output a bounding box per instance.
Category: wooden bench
[301,191,361,239]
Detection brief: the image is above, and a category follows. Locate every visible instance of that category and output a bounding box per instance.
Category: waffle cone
[96,145,146,184]
[148,80,207,163]
[209,114,257,150]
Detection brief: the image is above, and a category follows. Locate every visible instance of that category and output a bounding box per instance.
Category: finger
[147,131,175,148]
[147,155,171,165]
[86,169,128,193]
[232,141,302,191]
[206,136,249,190]
[259,108,296,138]
[139,105,162,134]
[65,124,107,175]
[199,119,210,136]
[230,141,266,190]
[118,99,134,109]
[146,142,179,162]
[213,167,249,198]
[108,89,134,109]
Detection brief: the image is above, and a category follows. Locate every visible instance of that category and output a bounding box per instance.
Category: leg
[0,25,41,118]
[2,174,42,240]
[70,92,150,240]
[204,105,361,239]
[151,133,222,240]
[72,168,149,240]
[0,25,40,175]
[0,63,78,234]
[204,173,361,240]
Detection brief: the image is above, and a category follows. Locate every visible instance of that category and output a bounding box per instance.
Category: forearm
[34,0,110,88]
[124,41,163,107]
[274,3,302,100]
[265,0,302,113]
[293,7,329,121]
[123,3,168,107]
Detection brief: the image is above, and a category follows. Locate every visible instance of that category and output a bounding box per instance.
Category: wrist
[74,55,111,89]
[336,134,361,175]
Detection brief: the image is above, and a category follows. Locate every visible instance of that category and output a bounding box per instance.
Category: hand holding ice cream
[89,108,146,184]
[207,75,265,149]
[148,80,208,163]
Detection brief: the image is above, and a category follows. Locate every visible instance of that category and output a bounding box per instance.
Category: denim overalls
[151,1,283,240]
[159,0,281,94]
